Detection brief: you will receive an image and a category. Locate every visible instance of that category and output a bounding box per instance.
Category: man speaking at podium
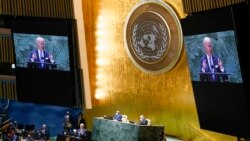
[28,37,56,70]
[200,37,229,82]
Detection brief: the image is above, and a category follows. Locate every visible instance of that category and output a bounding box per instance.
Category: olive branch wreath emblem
[132,23,168,62]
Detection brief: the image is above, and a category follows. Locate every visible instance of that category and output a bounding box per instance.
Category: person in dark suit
[37,124,50,141]
[138,115,148,125]
[75,112,86,129]
[76,123,87,139]
[27,37,56,70]
[200,37,229,82]
[63,112,72,135]
[2,122,19,141]
[113,111,122,121]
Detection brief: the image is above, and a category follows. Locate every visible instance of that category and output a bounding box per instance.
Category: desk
[91,117,164,141]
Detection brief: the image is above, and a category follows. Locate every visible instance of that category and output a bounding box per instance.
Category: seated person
[63,115,72,135]
[76,112,86,129]
[138,115,148,125]
[37,124,49,140]
[76,123,87,139]
[113,110,122,121]
[2,122,19,141]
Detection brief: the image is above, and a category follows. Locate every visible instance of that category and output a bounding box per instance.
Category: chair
[121,115,128,123]
[25,124,35,131]
[146,119,151,126]
[17,123,24,130]
[85,130,92,140]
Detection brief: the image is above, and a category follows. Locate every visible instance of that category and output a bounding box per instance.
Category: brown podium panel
[56,134,92,141]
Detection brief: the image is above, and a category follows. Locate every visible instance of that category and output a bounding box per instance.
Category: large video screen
[13,33,70,71]
[181,3,250,138]
[184,30,243,83]
[10,17,82,107]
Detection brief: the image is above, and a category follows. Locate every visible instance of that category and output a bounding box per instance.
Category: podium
[56,134,92,141]
[91,117,164,141]
[199,72,230,82]
[27,61,58,70]
[198,72,231,75]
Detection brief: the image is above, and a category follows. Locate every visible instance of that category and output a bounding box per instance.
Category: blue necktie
[40,51,44,68]
[209,57,215,80]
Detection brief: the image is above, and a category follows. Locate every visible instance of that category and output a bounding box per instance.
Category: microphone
[210,65,215,69]
[41,57,49,62]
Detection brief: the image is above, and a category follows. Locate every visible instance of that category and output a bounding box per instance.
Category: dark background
[181,3,250,138]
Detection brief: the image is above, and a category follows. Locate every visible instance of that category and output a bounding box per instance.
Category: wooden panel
[0,38,3,62]
[3,0,11,15]
[183,0,246,14]
[64,0,71,18]
[48,0,53,17]
[0,0,2,14]
[8,38,14,63]
[57,0,63,18]
[182,0,186,13]
[3,38,6,62]
[52,0,57,18]
[12,0,16,15]
[0,82,2,97]
[0,81,16,100]
[0,38,13,63]
[0,0,74,18]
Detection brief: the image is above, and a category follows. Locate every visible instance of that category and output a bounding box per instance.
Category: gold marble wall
[81,0,237,140]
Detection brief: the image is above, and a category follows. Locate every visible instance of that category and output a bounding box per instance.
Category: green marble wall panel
[91,117,164,141]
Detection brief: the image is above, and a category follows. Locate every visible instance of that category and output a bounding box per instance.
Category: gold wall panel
[82,0,237,140]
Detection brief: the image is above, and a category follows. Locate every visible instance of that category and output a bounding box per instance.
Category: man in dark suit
[200,37,229,82]
[2,122,18,141]
[27,37,56,70]
[76,123,87,139]
[113,111,122,121]
[63,111,72,135]
[37,124,50,140]
[139,115,148,125]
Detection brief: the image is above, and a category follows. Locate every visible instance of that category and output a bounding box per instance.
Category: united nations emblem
[124,0,183,74]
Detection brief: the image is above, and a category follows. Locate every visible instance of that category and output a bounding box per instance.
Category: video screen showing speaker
[11,17,80,107]
[184,30,243,83]
[13,33,70,71]
[181,3,250,138]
